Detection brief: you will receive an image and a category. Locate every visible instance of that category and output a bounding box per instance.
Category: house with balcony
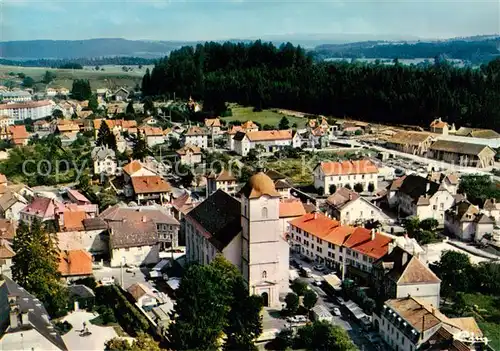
[183,126,208,149]
[313,160,379,195]
[205,169,239,197]
[130,176,172,205]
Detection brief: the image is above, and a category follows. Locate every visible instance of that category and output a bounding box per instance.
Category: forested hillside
[142,40,500,130]
[314,38,500,63]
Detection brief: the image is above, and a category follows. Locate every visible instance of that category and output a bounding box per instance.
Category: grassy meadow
[222,105,308,129]
[0,64,152,91]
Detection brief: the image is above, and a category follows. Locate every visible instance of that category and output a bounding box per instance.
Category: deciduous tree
[303,290,318,311]
[285,292,299,315]
[12,220,68,317]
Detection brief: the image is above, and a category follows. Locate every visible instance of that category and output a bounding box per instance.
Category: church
[184,172,289,307]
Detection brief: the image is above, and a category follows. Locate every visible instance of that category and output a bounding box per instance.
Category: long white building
[0,100,54,124]
[233,130,300,156]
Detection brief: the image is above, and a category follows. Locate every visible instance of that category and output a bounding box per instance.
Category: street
[288,253,377,351]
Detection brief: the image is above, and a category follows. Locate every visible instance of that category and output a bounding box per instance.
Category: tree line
[313,38,500,63]
[142,40,500,130]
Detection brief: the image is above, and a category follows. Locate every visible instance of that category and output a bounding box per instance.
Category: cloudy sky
[2,0,499,41]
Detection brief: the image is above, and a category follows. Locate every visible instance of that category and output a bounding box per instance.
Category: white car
[100,277,114,286]
[286,316,298,323]
[333,307,341,316]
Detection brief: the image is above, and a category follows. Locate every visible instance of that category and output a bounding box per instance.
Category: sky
[1,0,499,42]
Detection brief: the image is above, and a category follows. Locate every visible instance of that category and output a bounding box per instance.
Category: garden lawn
[462,293,500,350]
[222,106,307,128]
[265,158,313,185]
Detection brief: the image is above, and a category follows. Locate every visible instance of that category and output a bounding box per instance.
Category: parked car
[333,307,341,316]
[313,264,326,272]
[286,316,298,323]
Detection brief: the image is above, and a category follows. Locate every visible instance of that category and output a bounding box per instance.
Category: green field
[0,64,151,91]
[222,105,307,128]
[462,293,500,350]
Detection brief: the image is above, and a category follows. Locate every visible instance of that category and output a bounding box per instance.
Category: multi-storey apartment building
[0,100,54,123]
[313,160,379,195]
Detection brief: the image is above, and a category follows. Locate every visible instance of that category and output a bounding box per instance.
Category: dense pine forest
[142,40,500,130]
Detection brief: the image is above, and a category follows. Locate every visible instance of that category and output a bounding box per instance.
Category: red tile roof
[131,176,172,194]
[279,199,306,218]
[0,100,53,110]
[205,118,221,127]
[246,130,293,142]
[61,211,87,232]
[318,160,378,176]
[186,126,208,136]
[122,160,142,176]
[58,249,93,277]
[343,227,392,259]
[289,212,353,245]
[0,239,15,259]
[67,189,91,204]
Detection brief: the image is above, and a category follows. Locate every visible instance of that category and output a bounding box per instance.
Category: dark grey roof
[265,169,286,181]
[91,146,116,161]
[82,218,108,231]
[68,285,95,299]
[186,189,241,251]
[0,276,67,350]
[430,140,491,156]
[398,175,439,201]
[233,131,246,141]
[109,220,158,249]
[274,179,293,189]
[100,206,179,226]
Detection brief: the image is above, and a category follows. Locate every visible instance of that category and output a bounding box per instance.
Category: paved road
[93,266,149,290]
[290,254,376,351]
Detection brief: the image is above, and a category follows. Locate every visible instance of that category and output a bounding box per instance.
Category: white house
[483,198,500,223]
[388,174,455,223]
[0,100,54,123]
[372,246,441,307]
[374,296,484,351]
[140,127,167,147]
[0,277,68,351]
[127,283,162,310]
[176,144,202,165]
[91,146,119,176]
[0,191,29,221]
[233,130,300,156]
[204,118,222,135]
[108,219,160,267]
[205,169,239,197]
[313,160,379,195]
[184,126,208,148]
[0,91,32,102]
[186,172,289,308]
[326,187,391,225]
[444,200,495,242]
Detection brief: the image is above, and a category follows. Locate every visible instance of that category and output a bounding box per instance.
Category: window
[433,205,437,210]
[360,211,363,217]
[262,271,267,279]
[362,174,365,179]
[262,207,268,218]
[440,203,444,210]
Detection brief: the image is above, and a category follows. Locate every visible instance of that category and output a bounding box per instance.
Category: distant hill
[0,38,194,59]
[313,37,500,63]
[2,36,499,64]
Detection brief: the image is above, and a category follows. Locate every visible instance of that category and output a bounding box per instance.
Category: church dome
[240,172,280,199]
